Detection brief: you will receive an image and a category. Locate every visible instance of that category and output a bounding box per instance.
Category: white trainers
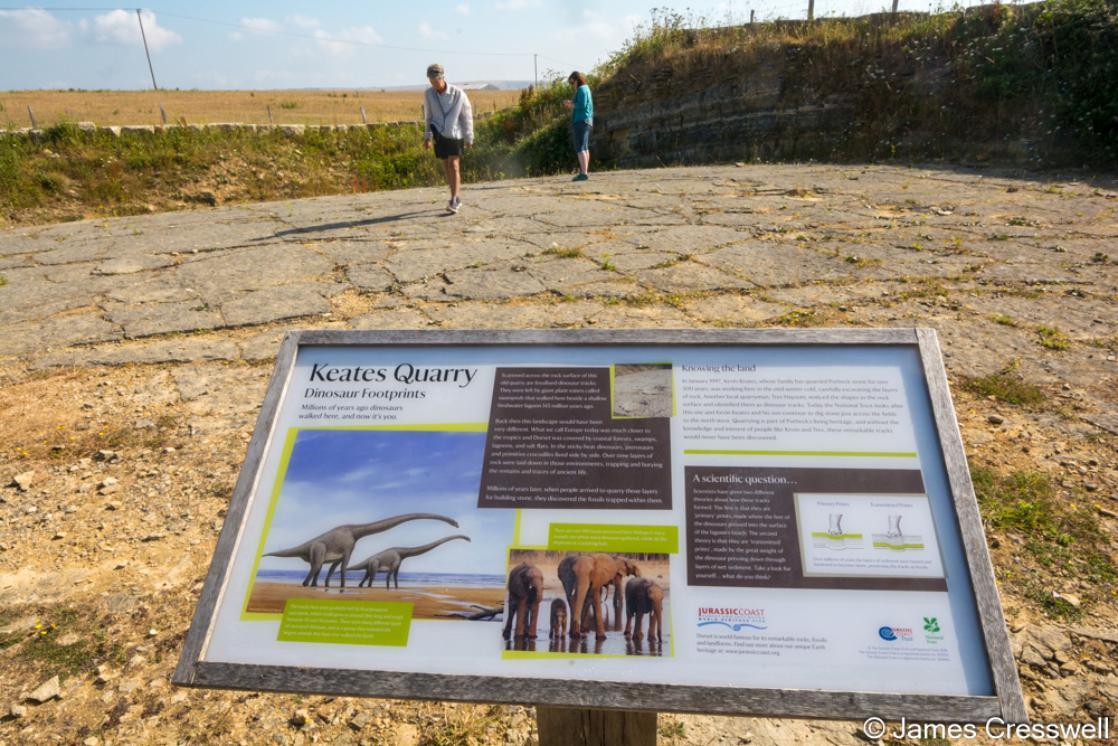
[446,196,461,214]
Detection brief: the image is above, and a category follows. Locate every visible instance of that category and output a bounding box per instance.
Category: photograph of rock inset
[245,429,511,621]
[612,363,673,418]
[502,548,671,656]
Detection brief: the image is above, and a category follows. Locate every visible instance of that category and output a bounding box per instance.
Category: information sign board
[173,329,1025,722]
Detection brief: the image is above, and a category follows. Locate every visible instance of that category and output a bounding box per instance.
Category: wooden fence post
[27,105,37,128]
[536,707,657,746]
[807,0,815,21]
[360,105,368,124]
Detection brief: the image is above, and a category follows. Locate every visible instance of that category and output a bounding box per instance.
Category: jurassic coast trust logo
[696,606,768,632]
[878,625,914,642]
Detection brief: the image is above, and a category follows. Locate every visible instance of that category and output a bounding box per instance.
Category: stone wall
[0,109,500,141]
[0,120,426,141]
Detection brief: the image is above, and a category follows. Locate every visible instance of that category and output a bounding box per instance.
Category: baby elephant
[502,562,544,641]
[624,577,664,643]
[549,598,568,639]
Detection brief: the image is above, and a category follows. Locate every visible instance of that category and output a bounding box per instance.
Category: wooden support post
[360,105,368,124]
[536,707,656,746]
[750,8,756,23]
[807,0,815,21]
[27,105,37,128]
[891,0,899,13]
[160,104,168,125]
[267,105,273,124]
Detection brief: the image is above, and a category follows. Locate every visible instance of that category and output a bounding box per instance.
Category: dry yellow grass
[0,88,523,128]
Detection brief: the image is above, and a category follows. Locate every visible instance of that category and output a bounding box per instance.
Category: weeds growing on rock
[960,364,1045,406]
[1037,326,1070,350]
[990,313,1017,327]
[543,246,582,259]
[773,308,818,326]
[972,467,1116,617]
[8,606,127,680]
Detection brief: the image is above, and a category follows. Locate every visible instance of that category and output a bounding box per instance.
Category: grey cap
[426,63,445,78]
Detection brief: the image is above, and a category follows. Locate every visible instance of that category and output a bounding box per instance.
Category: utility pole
[891,0,899,13]
[750,8,756,23]
[807,0,815,21]
[533,53,538,90]
[136,9,159,90]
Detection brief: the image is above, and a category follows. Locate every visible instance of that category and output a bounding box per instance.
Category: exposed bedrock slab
[221,284,341,327]
[174,244,336,301]
[403,266,549,301]
[701,241,853,287]
[106,300,225,339]
[0,160,1112,432]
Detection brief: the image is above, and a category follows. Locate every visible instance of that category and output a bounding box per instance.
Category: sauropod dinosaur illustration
[502,562,544,641]
[549,598,568,639]
[263,513,459,588]
[346,534,471,589]
[558,553,641,640]
[624,577,664,643]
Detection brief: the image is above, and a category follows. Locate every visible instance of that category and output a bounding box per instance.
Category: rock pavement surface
[1,164,1116,745]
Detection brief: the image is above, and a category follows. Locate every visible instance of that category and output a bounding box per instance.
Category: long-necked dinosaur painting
[263,513,459,589]
[346,534,471,589]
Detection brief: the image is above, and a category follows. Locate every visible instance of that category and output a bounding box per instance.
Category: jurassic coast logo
[877,625,914,642]
[696,606,767,632]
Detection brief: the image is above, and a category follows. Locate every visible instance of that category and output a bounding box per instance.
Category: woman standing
[564,71,593,182]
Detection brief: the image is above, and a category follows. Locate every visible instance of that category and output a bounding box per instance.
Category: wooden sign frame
[172,328,1026,723]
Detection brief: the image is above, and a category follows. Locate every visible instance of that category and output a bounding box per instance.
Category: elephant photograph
[502,548,671,656]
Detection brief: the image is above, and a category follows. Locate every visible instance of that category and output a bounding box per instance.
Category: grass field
[0,88,524,128]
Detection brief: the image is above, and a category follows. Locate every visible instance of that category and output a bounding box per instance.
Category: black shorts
[432,130,464,159]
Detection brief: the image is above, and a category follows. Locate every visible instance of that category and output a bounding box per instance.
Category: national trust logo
[924,616,946,644]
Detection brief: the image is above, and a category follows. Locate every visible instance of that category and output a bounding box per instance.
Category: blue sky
[260,429,512,576]
[0,0,974,89]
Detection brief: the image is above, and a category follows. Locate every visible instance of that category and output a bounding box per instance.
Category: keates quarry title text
[308,363,477,387]
[302,363,479,401]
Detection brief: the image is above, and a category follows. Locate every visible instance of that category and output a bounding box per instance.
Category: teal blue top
[571,84,593,125]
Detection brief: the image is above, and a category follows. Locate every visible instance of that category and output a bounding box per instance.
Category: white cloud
[241,17,281,34]
[83,10,181,51]
[313,25,383,58]
[419,21,449,41]
[555,10,615,42]
[455,3,471,14]
[287,14,320,29]
[494,0,541,11]
[0,9,70,48]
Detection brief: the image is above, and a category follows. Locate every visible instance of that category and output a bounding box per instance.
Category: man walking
[423,63,474,214]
